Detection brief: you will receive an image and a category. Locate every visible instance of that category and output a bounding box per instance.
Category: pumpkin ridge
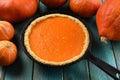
[8,50,11,65]
[101,1,120,40]
[108,8,120,28]
[109,15,120,39]
[105,14,120,36]
[0,24,9,40]
[0,47,7,58]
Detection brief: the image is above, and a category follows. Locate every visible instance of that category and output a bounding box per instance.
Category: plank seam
[63,67,65,80]
[87,60,92,80]
[1,67,6,80]
[61,67,64,80]
[111,42,119,69]
[32,62,34,80]
[111,42,120,79]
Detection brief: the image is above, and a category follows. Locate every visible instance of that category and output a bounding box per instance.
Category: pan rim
[21,12,91,66]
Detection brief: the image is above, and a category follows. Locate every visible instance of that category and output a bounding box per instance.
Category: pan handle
[86,52,120,80]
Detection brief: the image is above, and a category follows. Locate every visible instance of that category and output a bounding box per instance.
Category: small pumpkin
[0,21,15,41]
[69,0,101,17]
[41,0,67,8]
[0,0,38,23]
[0,41,17,66]
[96,0,120,43]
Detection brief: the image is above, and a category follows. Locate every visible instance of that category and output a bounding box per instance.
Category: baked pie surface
[24,13,90,66]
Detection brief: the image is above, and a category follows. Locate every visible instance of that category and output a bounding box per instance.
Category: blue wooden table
[0,2,120,80]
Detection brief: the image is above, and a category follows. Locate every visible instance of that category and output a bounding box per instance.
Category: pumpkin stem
[100,36,108,44]
[6,44,11,48]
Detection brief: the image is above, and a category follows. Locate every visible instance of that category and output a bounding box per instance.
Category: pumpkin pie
[24,13,90,66]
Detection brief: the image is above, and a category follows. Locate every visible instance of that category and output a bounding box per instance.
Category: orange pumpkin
[0,0,38,23]
[96,0,120,43]
[69,0,101,17]
[0,21,15,41]
[41,0,67,8]
[0,41,17,66]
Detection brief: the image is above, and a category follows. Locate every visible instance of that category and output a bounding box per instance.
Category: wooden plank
[33,63,63,80]
[63,60,90,80]
[84,17,117,80]
[4,21,33,80]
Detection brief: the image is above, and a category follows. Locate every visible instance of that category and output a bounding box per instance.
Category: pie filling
[24,14,89,65]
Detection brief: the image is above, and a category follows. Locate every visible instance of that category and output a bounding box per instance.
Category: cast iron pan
[21,10,120,80]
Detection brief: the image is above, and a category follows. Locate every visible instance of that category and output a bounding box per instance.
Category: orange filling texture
[29,17,86,62]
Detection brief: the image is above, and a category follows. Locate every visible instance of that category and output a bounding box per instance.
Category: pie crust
[24,13,90,66]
